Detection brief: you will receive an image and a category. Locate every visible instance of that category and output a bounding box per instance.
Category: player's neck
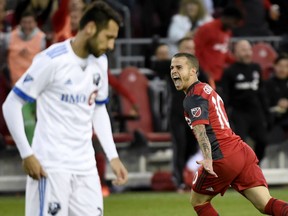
[70,37,89,58]
[184,80,199,94]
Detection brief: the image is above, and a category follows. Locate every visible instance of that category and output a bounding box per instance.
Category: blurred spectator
[139,0,179,37]
[265,54,288,143]
[0,0,11,33]
[168,0,213,42]
[4,10,46,145]
[149,42,171,73]
[11,0,57,28]
[228,0,280,36]
[203,0,214,15]
[6,10,46,85]
[154,43,170,61]
[194,6,243,86]
[167,0,213,55]
[221,40,270,162]
[268,0,288,35]
[53,0,84,43]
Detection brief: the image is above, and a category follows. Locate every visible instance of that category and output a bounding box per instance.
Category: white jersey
[14,39,109,174]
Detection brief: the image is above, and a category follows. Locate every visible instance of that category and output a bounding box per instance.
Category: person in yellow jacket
[5,10,46,144]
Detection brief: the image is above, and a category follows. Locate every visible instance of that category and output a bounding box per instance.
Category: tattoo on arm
[193,124,212,160]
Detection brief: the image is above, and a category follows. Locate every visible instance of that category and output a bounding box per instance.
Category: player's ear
[85,21,97,36]
[190,67,197,77]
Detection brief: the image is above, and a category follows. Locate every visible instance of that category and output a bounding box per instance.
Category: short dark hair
[79,1,122,31]
[20,10,36,20]
[221,6,243,20]
[274,53,288,64]
[172,53,199,72]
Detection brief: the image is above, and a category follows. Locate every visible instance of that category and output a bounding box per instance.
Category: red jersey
[183,81,245,160]
[194,19,234,81]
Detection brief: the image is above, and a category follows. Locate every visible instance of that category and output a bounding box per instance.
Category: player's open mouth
[172,76,181,87]
[172,75,180,82]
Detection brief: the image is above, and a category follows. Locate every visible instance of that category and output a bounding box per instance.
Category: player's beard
[87,36,103,58]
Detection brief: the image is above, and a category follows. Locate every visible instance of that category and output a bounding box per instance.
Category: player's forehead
[171,56,189,67]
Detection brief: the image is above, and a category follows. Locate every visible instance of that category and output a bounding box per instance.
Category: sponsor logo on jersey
[61,94,87,104]
[236,73,245,81]
[253,71,260,79]
[235,80,259,90]
[48,202,61,215]
[191,107,201,118]
[23,74,34,82]
[93,73,101,86]
[203,85,212,94]
[212,38,229,53]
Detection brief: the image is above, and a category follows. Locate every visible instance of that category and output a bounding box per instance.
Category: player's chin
[93,50,105,58]
[174,85,183,91]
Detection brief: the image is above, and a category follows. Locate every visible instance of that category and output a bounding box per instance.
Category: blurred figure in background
[5,10,46,144]
[194,6,243,88]
[154,43,170,61]
[265,54,288,144]
[221,40,270,162]
[11,0,57,28]
[52,0,85,43]
[0,0,11,33]
[168,0,213,55]
[228,0,280,36]
[6,10,46,86]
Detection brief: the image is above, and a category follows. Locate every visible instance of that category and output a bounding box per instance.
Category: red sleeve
[108,70,137,105]
[194,26,213,74]
[52,0,70,33]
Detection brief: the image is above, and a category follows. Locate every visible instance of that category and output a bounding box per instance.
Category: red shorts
[192,145,268,196]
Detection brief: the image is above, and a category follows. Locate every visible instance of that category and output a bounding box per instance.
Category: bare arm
[193,124,212,160]
[193,124,218,177]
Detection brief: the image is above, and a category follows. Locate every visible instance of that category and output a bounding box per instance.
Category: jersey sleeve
[95,55,109,105]
[183,94,209,126]
[13,53,54,102]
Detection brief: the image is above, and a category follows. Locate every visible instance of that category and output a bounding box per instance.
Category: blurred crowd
[0,0,288,192]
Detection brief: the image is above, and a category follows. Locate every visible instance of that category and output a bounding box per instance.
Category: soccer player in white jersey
[2,1,128,216]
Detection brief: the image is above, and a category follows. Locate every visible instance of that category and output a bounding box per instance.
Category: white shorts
[25,172,103,216]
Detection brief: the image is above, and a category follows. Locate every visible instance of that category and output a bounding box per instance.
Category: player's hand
[22,155,47,180]
[196,159,218,178]
[110,158,128,186]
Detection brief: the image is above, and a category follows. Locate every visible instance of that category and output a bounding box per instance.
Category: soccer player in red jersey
[170,52,288,216]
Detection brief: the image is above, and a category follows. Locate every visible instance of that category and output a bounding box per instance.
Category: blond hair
[179,0,207,21]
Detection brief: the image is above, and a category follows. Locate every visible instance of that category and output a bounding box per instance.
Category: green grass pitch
[0,187,288,216]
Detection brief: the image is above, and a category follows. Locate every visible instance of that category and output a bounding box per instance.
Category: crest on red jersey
[191,107,201,118]
[203,85,212,94]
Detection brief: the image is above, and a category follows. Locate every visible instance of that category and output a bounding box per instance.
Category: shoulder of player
[44,41,69,60]
[184,83,212,103]
[194,82,213,99]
